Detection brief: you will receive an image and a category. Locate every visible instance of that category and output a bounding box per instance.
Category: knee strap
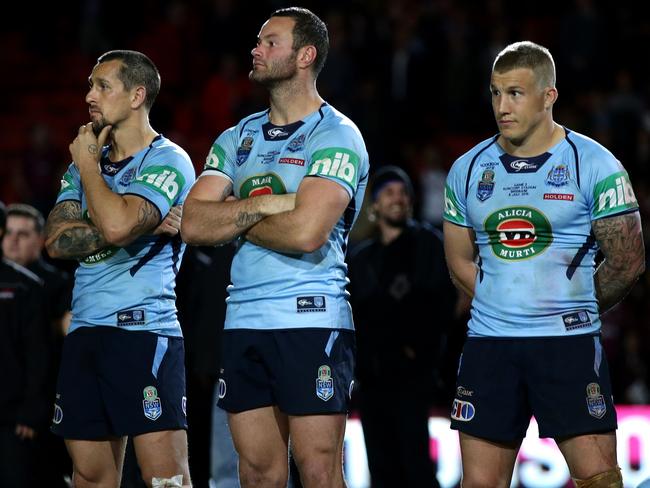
[573,467,622,488]
[152,474,184,488]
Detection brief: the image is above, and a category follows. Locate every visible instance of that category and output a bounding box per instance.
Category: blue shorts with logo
[450,333,617,442]
[218,328,355,415]
[51,326,187,439]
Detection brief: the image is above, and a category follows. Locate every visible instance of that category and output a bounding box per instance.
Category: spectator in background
[347,165,455,488]
[0,200,49,487]
[3,202,73,487]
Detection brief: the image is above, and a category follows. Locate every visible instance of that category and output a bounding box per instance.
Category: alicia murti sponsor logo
[484,206,553,260]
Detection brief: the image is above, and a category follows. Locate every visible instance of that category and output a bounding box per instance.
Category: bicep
[295,176,351,228]
[186,174,233,203]
[123,195,162,238]
[592,211,644,266]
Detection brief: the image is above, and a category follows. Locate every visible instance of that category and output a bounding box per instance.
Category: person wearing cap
[347,165,456,488]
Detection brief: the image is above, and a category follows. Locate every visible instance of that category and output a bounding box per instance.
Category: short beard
[249,53,298,89]
[92,118,111,137]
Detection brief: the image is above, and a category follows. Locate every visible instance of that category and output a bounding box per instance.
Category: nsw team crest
[316,365,334,401]
[585,382,606,419]
[143,386,162,421]
[476,169,495,201]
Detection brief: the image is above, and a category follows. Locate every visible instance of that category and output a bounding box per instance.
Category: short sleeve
[125,145,195,218]
[305,124,368,198]
[201,125,239,182]
[584,151,639,220]
[55,163,82,204]
[443,158,469,226]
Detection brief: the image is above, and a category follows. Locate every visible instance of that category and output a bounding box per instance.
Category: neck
[500,119,563,157]
[378,220,405,245]
[268,78,323,125]
[109,118,158,161]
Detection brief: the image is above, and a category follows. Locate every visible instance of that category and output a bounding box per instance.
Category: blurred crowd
[1,0,648,405]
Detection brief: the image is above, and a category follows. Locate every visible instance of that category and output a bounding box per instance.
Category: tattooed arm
[181,174,295,246]
[592,211,645,314]
[45,201,109,259]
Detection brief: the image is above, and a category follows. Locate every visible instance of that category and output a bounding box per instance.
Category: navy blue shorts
[51,326,187,439]
[450,334,617,442]
[218,328,355,415]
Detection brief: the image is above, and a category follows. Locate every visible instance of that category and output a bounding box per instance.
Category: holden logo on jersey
[239,173,287,198]
[593,171,637,218]
[485,206,553,260]
[308,147,360,190]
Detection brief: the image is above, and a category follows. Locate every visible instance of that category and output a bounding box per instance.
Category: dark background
[1,0,648,404]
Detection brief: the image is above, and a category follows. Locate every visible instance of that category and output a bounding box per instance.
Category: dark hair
[96,50,161,110]
[493,41,556,89]
[271,7,329,77]
[370,165,414,201]
[7,203,45,233]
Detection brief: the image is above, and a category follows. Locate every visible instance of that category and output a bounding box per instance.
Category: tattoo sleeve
[129,199,161,237]
[592,212,645,314]
[44,201,109,259]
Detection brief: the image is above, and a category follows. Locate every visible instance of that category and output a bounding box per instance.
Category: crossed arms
[181,174,350,254]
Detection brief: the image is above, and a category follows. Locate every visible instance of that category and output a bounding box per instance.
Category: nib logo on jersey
[239,173,287,197]
[593,171,638,219]
[485,206,553,260]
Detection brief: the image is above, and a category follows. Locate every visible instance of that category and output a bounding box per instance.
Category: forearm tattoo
[45,201,108,258]
[235,211,263,228]
[129,199,161,236]
[220,182,233,201]
[593,212,645,313]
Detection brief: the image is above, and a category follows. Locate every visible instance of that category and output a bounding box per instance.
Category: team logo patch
[545,164,570,187]
[287,134,305,152]
[119,167,137,186]
[297,296,326,312]
[239,173,286,198]
[316,365,334,401]
[585,382,606,419]
[484,206,553,260]
[117,309,145,326]
[456,386,474,397]
[451,399,475,421]
[476,169,495,201]
[52,403,63,424]
[562,310,592,331]
[236,137,254,166]
[143,386,162,421]
[218,378,227,399]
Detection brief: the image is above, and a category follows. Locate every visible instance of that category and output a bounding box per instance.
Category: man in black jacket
[0,201,49,487]
[347,166,456,488]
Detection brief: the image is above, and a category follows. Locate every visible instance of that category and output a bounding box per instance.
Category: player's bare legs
[66,437,127,487]
[290,413,347,488]
[556,431,621,485]
[133,429,191,487]
[458,432,520,488]
[229,406,290,488]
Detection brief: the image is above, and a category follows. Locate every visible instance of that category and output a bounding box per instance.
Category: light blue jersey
[56,135,196,336]
[444,129,638,338]
[201,103,369,331]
